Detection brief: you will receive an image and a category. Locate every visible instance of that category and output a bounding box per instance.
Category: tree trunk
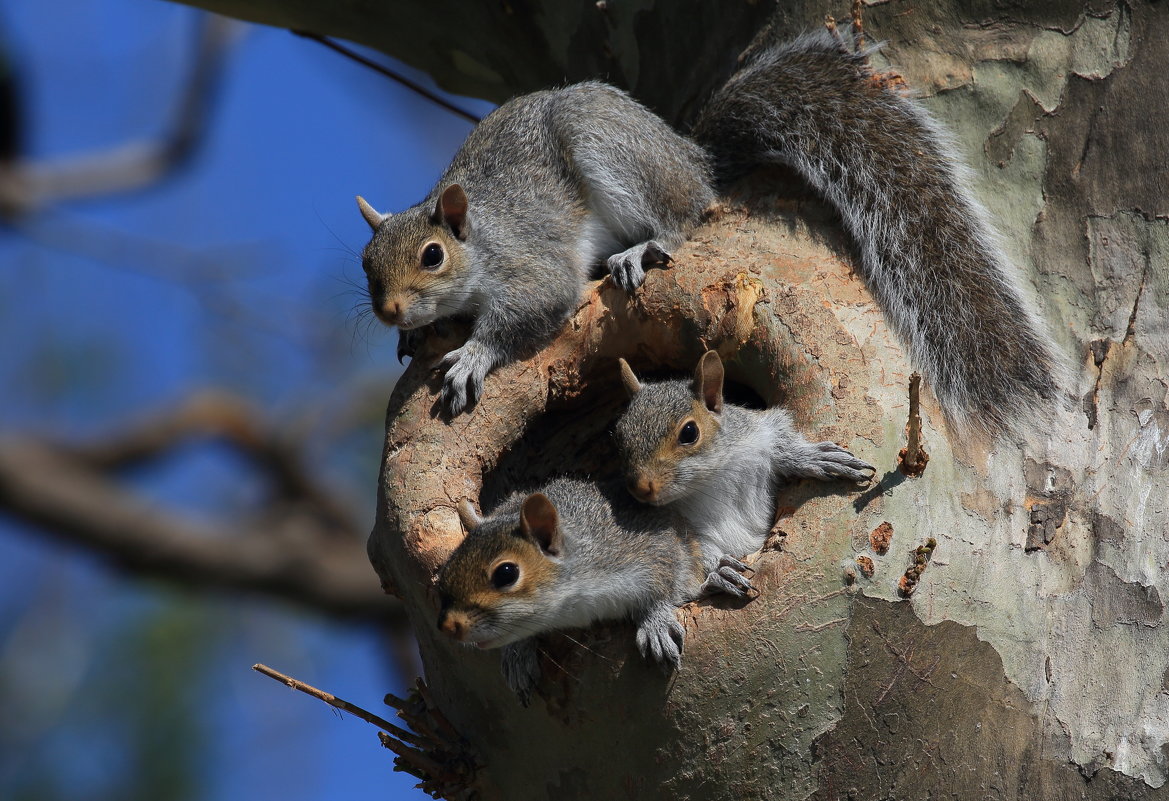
[174,0,1169,796]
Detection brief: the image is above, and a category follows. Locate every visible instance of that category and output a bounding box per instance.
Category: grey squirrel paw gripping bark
[700,555,756,599]
[635,601,686,671]
[439,340,499,415]
[501,640,541,706]
[792,442,876,483]
[606,240,673,291]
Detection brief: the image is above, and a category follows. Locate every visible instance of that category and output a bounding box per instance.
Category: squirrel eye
[420,242,445,270]
[678,420,699,446]
[491,562,519,590]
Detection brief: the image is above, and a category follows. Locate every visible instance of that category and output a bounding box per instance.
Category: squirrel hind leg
[606,240,673,292]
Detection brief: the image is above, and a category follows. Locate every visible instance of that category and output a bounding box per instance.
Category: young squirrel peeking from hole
[615,351,874,569]
[435,479,753,704]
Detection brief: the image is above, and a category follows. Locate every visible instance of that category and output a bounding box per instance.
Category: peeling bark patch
[812,598,1161,800]
[1091,510,1126,545]
[959,487,1008,523]
[1083,561,1163,629]
[1026,500,1068,552]
[897,539,936,597]
[855,555,875,578]
[1132,397,1169,470]
[1083,337,1112,429]
[986,90,1045,167]
[869,521,893,555]
[1086,214,1161,341]
[1023,458,1074,551]
[1024,457,1075,495]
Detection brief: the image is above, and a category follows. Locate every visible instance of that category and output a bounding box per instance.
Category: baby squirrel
[359,27,1062,429]
[615,351,874,566]
[435,477,753,704]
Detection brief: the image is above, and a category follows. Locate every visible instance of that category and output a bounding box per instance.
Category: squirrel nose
[438,611,468,641]
[628,475,659,502]
[380,297,405,325]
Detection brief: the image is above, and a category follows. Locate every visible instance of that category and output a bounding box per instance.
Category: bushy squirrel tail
[690,28,1066,435]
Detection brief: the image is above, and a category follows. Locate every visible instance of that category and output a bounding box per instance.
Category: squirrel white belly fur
[615,351,874,566]
[358,28,1064,428]
[435,478,753,703]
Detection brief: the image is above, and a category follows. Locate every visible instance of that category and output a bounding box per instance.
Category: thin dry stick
[252,663,426,748]
[414,678,462,743]
[291,31,482,125]
[384,692,444,745]
[378,731,448,778]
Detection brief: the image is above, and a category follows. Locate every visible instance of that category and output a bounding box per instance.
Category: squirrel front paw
[439,340,498,415]
[635,602,685,672]
[606,240,672,292]
[796,442,876,483]
[700,555,756,599]
[501,640,541,706]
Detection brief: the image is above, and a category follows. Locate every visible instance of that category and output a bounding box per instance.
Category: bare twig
[255,664,478,797]
[379,731,449,779]
[384,691,444,746]
[252,663,424,746]
[291,31,482,125]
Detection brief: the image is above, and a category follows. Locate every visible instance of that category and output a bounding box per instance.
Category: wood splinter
[897,372,929,477]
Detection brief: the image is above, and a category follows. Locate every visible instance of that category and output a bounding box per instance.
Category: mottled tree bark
[173,0,1169,797]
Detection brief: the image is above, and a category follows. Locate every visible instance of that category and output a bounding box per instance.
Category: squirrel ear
[356,195,385,231]
[618,358,642,397]
[693,350,724,414]
[520,493,562,557]
[458,499,484,532]
[434,184,470,240]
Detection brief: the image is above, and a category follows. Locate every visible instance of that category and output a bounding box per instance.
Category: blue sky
[0,1,492,798]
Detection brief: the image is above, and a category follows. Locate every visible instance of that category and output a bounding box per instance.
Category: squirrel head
[614,351,726,505]
[435,494,565,649]
[357,184,474,331]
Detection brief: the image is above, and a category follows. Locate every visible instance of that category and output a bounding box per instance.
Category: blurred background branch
[0,392,404,626]
[0,14,239,217]
[0,1,485,796]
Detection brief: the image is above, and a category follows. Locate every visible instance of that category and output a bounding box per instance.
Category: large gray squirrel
[357,27,1064,429]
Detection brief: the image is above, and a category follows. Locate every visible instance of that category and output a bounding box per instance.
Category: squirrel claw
[701,555,757,599]
[803,442,877,483]
[635,602,685,672]
[439,341,498,416]
[606,239,672,292]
